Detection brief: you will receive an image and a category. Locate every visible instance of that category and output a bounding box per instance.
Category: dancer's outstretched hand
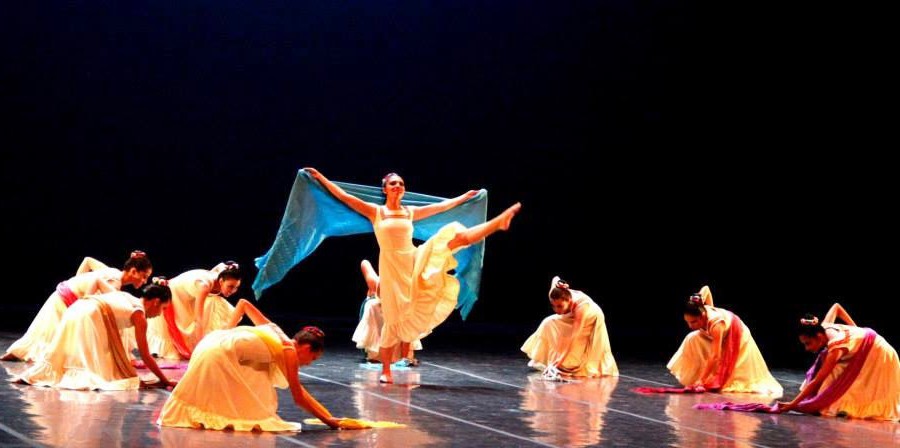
[322,417,343,429]
[774,401,795,413]
[304,167,323,180]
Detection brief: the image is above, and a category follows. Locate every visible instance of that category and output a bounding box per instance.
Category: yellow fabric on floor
[303,418,406,429]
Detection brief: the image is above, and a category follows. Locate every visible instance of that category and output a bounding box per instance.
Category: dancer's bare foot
[498,202,521,231]
[1,353,20,362]
[379,374,393,384]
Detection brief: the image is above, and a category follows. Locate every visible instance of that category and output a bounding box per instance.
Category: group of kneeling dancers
[2,168,898,434]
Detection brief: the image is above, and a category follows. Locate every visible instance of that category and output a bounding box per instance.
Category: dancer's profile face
[217,278,241,297]
[550,298,571,315]
[383,175,406,196]
[683,313,706,331]
[144,299,167,318]
[126,268,152,288]
[798,334,826,353]
[295,344,323,367]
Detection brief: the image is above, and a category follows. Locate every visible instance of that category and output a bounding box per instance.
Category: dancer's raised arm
[76,256,109,275]
[305,167,377,221]
[412,189,480,221]
[823,302,856,326]
[698,285,714,307]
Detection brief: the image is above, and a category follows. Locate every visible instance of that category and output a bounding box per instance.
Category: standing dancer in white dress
[3,250,153,362]
[306,167,521,383]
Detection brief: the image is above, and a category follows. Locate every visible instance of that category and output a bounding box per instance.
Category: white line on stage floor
[300,371,561,448]
[0,422,46,448]
[423,361,774,448]
[425,361,899,438]
[774,376,804,385]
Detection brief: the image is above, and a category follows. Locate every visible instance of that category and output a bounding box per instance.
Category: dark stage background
[1,2,894,370]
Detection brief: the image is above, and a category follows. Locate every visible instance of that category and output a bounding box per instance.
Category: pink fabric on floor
[695,329,877,415]
[632,386,706,394]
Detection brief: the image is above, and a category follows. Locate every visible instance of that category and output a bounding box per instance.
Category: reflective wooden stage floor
[1,333,898,447]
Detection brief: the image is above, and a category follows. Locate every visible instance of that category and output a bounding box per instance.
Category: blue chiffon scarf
[252,170,488,319]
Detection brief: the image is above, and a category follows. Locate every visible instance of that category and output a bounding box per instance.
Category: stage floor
[1,333,898,447]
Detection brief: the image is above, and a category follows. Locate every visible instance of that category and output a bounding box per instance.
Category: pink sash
[695,328,877,414]
[56,282,79,307]
[708,311,743,390]
[633,311,743,394]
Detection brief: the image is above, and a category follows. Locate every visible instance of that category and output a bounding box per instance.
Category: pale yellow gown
[521,290,618,377]
[157,323,302,431]
[201,294,237,333]
[5,267,123,362]
[373,206,465,348]
[667,305,783,396]
[15,291,143,390]
[147,269,224,359]
[811,324,900,420]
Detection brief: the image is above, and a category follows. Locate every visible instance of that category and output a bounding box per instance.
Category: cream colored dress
[157,323,301,431]
[201,294,236,334]
[373,206,465,348]
[146,269,219,359]
[667,305,782,396]
[810,324,900,420]
[5,268,122,362]
[352,294,422,362]
[521,290,618,377]
[15,291,143,390]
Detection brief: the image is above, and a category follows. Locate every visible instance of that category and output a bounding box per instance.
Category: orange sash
[90,297,138,379]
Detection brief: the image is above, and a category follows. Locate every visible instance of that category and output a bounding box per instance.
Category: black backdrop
[1,2,894,370]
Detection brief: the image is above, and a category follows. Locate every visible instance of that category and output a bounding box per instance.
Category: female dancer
[667,286,782,395]
[146,261,241,359]
[158,299,354,431]
[521,276,618,378]
[306,167,520,383]
[776,303,900,420]
[3,250,153,362]
[14,281,175,390]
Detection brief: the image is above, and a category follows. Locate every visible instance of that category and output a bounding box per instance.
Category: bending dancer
[3,251,153,362]
[305,167,520,383]
[158,299,355,431]
[696,303,900,420]
[521,276,618,378]
[665,286,782,395]
[14,281,175,390]
[776,303,900,420]
[146,261,242,360]
[352,259,422,364]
